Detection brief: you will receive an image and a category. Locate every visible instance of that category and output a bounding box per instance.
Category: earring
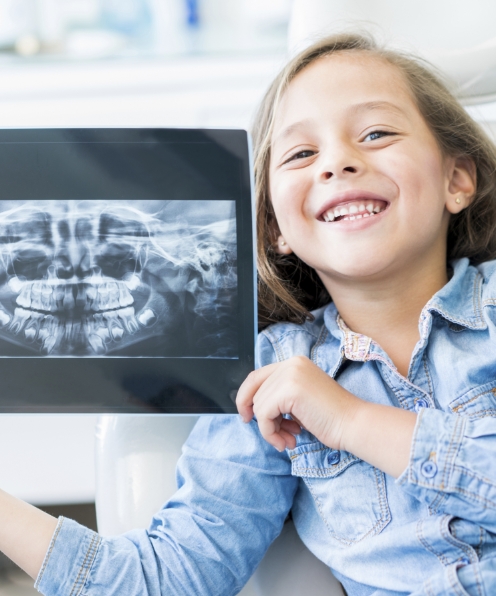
[280,240,286,246]
[455,197,461,204]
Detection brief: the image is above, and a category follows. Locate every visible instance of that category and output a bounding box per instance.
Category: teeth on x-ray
[0,200,237,357]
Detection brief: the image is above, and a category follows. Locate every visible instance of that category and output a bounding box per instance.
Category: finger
[280,418,301,435]
[279,428,298,450]
[236,363,280,422]
[257,413,289,451]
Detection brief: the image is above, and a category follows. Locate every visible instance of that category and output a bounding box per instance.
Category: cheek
[269,172,310,230]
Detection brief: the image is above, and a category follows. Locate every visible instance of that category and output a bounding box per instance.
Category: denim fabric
[36,258,496,595]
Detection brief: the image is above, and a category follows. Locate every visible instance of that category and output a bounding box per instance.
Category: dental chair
[95,415,345,596]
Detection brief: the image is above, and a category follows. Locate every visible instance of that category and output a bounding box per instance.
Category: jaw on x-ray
[0,199,237,358]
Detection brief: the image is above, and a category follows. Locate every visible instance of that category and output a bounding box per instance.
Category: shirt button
[460,557,470,565]
[414,398,429,412]
[326,451,340,466]
[421,460,438,478]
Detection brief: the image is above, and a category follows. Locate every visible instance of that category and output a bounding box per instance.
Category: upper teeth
[322,201,386,222]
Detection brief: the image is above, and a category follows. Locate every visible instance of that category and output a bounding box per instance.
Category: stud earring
[280,240,286,246]
[455,197,461,204]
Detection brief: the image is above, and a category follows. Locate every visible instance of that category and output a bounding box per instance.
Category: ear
[275,234,293,255]
[445,155,477,214]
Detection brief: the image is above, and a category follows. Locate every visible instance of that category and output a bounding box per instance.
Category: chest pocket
[449,380,496,420]
[289,440,391,546]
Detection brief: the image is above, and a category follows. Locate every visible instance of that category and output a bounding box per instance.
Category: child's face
[269,52,472,289]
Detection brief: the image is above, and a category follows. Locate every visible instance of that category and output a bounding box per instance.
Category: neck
[323,258,449,377]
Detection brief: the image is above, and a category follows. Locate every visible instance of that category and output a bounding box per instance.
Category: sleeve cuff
[396,408,466,496]
[35,516,101,596]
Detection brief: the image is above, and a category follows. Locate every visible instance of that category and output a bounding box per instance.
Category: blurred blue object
[101,0,152,37]
[186,0,200,27]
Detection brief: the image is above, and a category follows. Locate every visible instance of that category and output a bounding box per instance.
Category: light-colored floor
[0,568,37,596]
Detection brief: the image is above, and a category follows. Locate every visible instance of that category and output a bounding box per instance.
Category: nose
[53,217,94,280]
[317,144,364,182]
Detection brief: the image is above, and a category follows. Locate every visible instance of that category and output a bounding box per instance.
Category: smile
[321,199,388,222]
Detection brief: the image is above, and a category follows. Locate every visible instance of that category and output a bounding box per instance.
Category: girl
[1,31,496,595]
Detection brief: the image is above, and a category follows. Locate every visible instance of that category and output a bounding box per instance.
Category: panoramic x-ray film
[0,129,254,413]
[0,199,237,358]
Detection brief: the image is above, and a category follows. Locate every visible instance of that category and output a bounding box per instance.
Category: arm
[237,356,496,533]
[32,415,296,596]
[0,488,57,579]
[236,355,417,477]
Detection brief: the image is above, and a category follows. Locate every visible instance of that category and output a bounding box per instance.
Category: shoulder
[478,259,496,294]
[256,304,330,367]
[474,260,496,324]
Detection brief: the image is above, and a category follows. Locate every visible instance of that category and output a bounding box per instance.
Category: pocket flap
[289,440,359,478]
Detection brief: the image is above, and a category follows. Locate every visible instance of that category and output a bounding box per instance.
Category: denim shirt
[36,258,496,596]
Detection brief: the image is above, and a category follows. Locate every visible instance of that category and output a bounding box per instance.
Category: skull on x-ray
[0,200,237,357]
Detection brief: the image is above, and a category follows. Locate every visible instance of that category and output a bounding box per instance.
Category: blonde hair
[254,32,496,329]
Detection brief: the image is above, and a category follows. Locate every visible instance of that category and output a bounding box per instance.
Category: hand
[236,356,361,452]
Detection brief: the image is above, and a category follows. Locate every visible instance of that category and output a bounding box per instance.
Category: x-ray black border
[0,128,255,414]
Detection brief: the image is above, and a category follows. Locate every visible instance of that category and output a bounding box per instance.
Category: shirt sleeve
[36,333,297,596]
[396,407,496,532]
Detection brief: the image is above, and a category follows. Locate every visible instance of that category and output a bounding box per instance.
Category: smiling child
[1,31,496,596]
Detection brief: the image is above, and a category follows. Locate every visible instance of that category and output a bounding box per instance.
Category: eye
[363,130,396,142]
[285,149,316,163]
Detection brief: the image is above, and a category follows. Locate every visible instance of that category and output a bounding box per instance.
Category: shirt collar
[321,257,486,358]
[425,258,486,330]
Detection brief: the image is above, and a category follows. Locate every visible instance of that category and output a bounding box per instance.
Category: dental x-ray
[0,129,254,413]
[0,199,237,358]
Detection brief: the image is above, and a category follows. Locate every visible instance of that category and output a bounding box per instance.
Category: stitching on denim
[475,272,483,322]
[264,327,320,345]
[452,386,496,413]
[463,409,496,420]
[408,408,424,483]
[447,563,472,596]
[415,471,496,508]
[69,533,101,596]
[423,353,434,399]
[374,467,391,528]
[289,446,327,459]
[424,576,435,596]
[451,463,496,495]
[265,328,321,363]
[371,353,430,410]
[292,453,358,477]
[379,365,411,409]
[310,326,329,369]
[442,517,474,561]
[472,560,486,596]
[34,517,64,590]
[304,467,390,546]
[441,415,465,492]
[272,336,285,363]
[428,491,448,516]
[429,308,483,327]
[416,517,451,565]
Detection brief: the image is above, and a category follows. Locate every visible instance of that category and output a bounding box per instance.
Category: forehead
[273,52,418,132]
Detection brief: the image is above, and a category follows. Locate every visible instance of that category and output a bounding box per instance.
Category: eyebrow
[347,100,408,117]
[273,101,407,147]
